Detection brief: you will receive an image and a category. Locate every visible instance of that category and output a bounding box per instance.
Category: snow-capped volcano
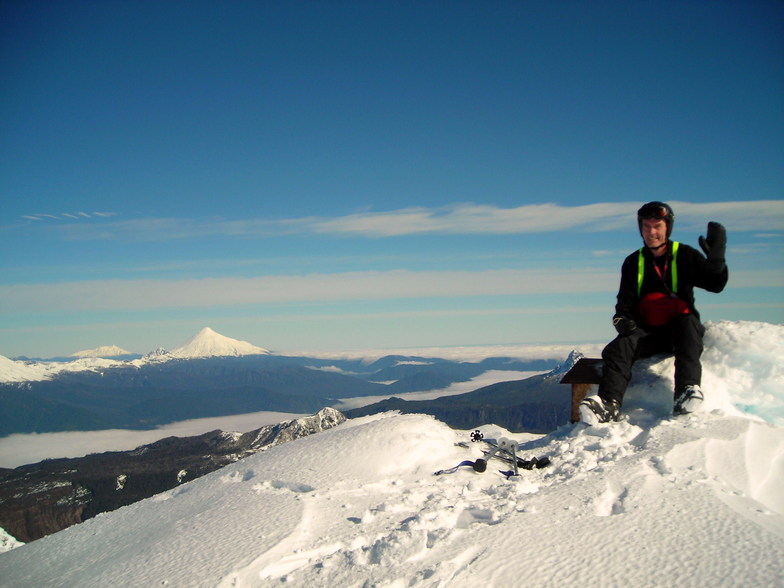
[170,327,269,358]
[71,345,132,358]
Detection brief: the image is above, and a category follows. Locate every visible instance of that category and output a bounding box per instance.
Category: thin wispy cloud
[1,267,781,314]
[20,211,117,222]
[30,201,784,242]
[304,202,635,236]
[0,268,618,312]
[305,200,784,236]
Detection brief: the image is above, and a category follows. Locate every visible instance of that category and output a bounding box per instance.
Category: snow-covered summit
[1,320,783,586]
[71,345,132,358]
[170,327,269,358]
[549,348,584,378]
[2,411,782,586]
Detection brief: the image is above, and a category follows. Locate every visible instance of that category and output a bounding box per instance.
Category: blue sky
[1,1,782,358]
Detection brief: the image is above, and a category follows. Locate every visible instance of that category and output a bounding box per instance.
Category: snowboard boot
[579,395,621,425]
[674,385,704,415]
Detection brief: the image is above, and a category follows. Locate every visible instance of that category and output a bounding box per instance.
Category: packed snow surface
[1,321,783,587]
[2,411,782,587]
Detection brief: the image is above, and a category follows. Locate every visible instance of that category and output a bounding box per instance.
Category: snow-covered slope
[1,321,782,587]
[170,327,270,358]
[1,412,781,587]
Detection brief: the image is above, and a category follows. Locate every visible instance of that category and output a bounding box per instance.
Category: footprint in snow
[253,479,316,493]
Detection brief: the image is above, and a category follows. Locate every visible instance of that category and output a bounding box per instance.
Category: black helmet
[637,201,674,237]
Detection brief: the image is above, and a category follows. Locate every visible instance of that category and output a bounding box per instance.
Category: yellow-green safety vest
[637,241,679,298]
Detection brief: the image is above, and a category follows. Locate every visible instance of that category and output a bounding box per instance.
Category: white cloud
[305,202,635,236]
[2,266,779,314]
[0,268,616,312]
[667,200,784,232]
[0,411,305,468]
[33,200,784,241]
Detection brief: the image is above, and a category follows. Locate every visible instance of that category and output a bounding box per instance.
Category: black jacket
[614,240,728,324]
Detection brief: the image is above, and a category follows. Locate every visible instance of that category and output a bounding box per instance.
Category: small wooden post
[560,358,604,423]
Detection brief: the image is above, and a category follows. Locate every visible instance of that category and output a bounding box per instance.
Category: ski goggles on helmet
[637,201,674,238]
[638,202,673,221]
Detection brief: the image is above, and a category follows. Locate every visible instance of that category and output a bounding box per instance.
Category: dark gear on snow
[674,385,705,415]
[579,395,621,424]
[436,430,552,479]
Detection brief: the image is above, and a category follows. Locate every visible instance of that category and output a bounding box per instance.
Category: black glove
[699,222,726,261]
[613,316,637,336]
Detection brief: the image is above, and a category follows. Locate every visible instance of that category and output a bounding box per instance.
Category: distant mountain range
[0,347,578,544]
[346,351,582,432]
[13,326,270,363]
[0,331,583,545]
[0,354,578,543]
[0,328,562,436]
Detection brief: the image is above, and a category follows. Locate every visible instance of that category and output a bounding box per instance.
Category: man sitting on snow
[580,201,728,424]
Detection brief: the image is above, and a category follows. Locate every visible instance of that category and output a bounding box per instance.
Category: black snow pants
[598,314,705,406]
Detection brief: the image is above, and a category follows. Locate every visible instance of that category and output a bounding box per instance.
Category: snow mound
[702,320,784,426]
[171,327,270,358]
[2,411,783,587]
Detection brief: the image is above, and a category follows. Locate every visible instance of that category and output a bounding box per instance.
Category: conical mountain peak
[171,327,269,358]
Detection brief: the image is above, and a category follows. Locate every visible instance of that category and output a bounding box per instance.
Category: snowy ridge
[0,355,51,382]
[170,327,269,358]
[0,355,122,383]
[1,321,782,586]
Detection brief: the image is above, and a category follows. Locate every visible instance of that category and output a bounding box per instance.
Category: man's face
[641,218,668,250]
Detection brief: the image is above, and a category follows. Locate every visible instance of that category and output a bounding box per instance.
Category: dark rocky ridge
[0,408,345,544]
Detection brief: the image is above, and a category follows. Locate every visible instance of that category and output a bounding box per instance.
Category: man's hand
[699,222,727,261]
[613,316,637,336]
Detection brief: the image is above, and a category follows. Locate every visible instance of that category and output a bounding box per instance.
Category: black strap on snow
[434,459,485,475]
[517,456,551,470]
